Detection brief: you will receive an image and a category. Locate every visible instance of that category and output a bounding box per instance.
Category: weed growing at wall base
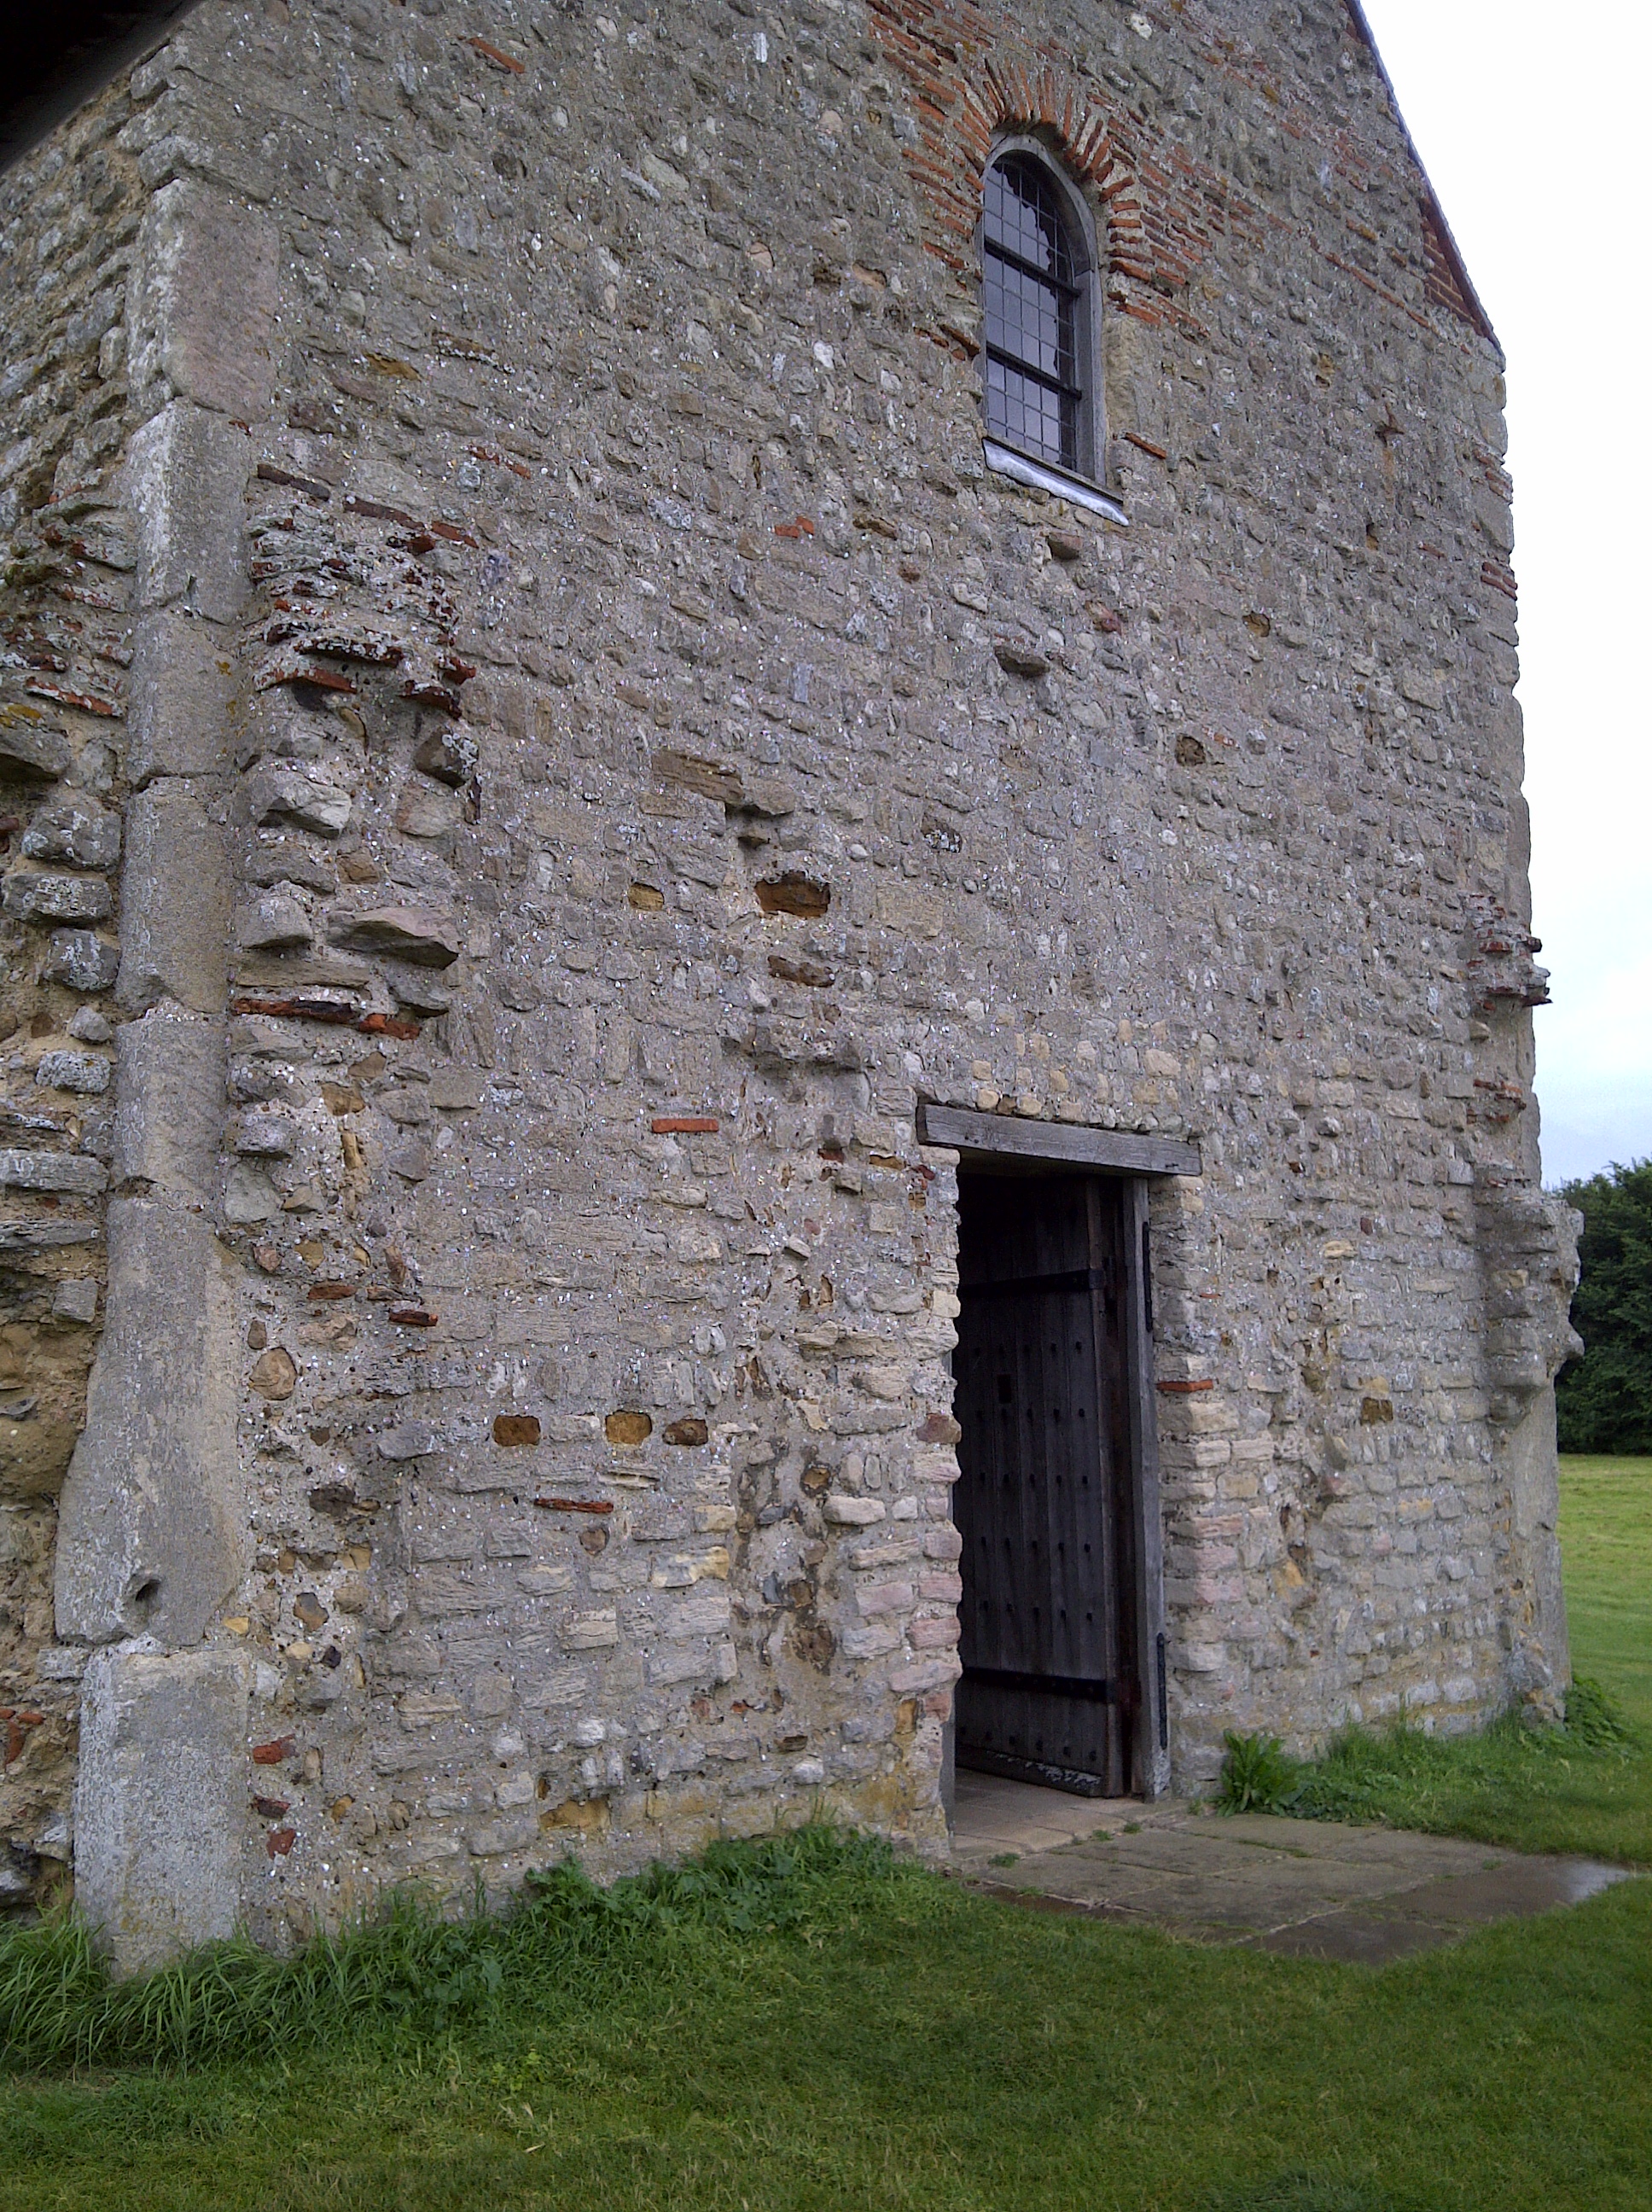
[0,1827,900,2074]
[1215,1676,1649,1861]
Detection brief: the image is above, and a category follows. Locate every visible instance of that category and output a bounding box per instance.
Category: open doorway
[952,1168,1149,1796]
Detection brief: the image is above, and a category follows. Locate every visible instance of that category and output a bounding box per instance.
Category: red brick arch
[867,7,1155,306]
[960,66,1151,287]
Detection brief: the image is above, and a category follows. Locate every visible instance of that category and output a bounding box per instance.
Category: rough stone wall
[0,0,1578,1953]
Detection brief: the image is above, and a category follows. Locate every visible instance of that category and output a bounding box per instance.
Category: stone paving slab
[950,1770,1636,1965]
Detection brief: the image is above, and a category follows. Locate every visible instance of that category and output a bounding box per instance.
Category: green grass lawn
[1559,1456,1652,1738]
[1,1457,1647,2212]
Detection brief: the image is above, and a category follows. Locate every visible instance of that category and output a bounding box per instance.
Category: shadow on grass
[1204,2181,1405,2212]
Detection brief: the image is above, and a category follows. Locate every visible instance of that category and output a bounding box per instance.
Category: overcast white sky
[1352,2,1652,1186]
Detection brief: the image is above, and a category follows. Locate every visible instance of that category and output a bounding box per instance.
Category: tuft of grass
[1215,1731,1304,1814]
[0,1825,900,2075]
[1562,1672,1636,1749]
[1211,1675,1648,1863]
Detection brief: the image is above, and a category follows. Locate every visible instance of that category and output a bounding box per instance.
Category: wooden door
[952,1173,1136,1795]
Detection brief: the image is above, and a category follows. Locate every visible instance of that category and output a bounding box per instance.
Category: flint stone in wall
[113,1009,224,1195]
[235,1111,295,1157]
[0,705,70,780]
[126,610,235,785]
[127,401,251,624]
[412,727,479,786]
[44,931,119,992]
[3,872,113,924]
[128,178,280,422]
[22,800,121,870]
[326,906,460,967]
[117,781,230,1014]
[73,1646,247,1975]
[377,1421,441,1460]
[55,1198,243,1646]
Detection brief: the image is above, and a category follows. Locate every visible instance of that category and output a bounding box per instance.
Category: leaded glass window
[982,153,1085,472]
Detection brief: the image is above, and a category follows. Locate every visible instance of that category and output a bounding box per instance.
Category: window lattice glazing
[982,154,1083,470]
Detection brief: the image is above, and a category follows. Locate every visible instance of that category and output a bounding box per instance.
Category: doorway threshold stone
[951,1770,1636,1964]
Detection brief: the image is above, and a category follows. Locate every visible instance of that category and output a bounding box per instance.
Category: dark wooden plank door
[952,1173,1135,1796]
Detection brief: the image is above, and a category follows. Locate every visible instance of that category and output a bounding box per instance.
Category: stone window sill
[982,438,1128,526]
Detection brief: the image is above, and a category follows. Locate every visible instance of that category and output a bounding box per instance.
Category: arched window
[980,147,1120,520]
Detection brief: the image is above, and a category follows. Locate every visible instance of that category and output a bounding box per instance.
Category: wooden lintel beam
[916,1104,1202,1179]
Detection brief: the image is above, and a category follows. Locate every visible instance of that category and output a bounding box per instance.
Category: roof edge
[1342,0,1502,358]
[0,3,206,176]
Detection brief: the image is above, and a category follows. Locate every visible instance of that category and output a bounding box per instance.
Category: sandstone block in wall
[126,610,235,785]
[73,1646,247,1975]
[21,799,121,870]
[324,906,460,967]
[55,1198,241,1646]
[128,179,280,422]
[0,1150,107,1195]
[113,1007,224,1195]
[3,872,113,925]
[242,764,352,838]
[0,705,71,781]
[127,402,250,624]
[117,780,230,1014]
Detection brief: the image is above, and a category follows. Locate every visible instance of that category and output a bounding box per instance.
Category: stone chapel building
[0,0,1579,1968]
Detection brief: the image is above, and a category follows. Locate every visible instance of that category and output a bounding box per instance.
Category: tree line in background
[1555,1158,1652,1454]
